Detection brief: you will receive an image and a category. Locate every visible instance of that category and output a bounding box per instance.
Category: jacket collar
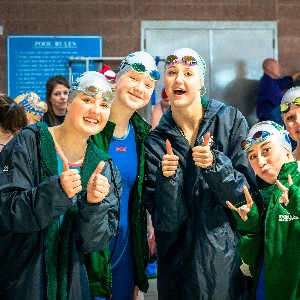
[257,160,300,190]
[95,111,151,150]
[156,98,225,140]
[37,122,110,189]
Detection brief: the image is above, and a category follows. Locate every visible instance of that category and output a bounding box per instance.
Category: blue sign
[7,35,102,99]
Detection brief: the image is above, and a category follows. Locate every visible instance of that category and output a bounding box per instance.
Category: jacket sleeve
[231,201,263,278]
[0,130,72,233]
[286,184,300,217]
[143,141,189,232]
[75,161,121,253]
[202,110,257,206]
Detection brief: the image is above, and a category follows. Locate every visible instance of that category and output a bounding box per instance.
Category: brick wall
[0,0,300,93]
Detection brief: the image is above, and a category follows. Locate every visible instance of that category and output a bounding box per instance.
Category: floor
[143,278,158,300]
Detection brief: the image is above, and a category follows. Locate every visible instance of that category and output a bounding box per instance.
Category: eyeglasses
[75,85,114,102]
[280,97,300,113]
[241,131,272,151]
[123,62,160,81]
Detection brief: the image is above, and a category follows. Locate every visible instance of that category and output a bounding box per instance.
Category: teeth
[174,90,185,95]
[129,92,141,99]
[84,117,98,124]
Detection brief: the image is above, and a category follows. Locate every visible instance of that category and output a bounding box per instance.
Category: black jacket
[143,99,257,300]
[0,124,121,299]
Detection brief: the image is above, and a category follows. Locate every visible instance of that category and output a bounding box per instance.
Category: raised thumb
[166,139,174,155]
[202,132,211,147]
[94,161,105,175]
[61,154,69,172]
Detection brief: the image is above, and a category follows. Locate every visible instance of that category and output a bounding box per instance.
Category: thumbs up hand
[192,132,214,168]
[162,139,179,177]
[60,154,82,198]
[87,161,110,203]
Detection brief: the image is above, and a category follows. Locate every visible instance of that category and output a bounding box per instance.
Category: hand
[60,154,82,198]
[133,286,139,300]
[87,161,110,203]
[148,234,156,257]
[192,132,213,168]
[226,185,253,221]
[162,139,179,177]
[276,174,293,206]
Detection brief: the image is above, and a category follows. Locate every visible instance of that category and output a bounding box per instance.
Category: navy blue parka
[143,98,257,300]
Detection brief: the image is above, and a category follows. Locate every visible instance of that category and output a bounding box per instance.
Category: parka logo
[200,134,214,147]
[116,147,126,152]
[3,166,8,172]
[279,214,298,222]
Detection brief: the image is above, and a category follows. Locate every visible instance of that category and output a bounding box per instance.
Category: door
[141,21,277,126]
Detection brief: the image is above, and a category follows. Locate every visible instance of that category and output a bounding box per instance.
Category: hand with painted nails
[276,174,293,206]
[162,139,179,177]
[226,185,253,221]
[87,161,110,203]
[60,154,82,198]
[192,132,214,168]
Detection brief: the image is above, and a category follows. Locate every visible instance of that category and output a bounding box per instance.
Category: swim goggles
[280,96,300,113]
[165,55,206,74]
[241,131,272,151]
[71,85,114,103]
[122,61,160,81]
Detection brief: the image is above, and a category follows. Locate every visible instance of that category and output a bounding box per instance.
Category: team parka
[0,123,121,299]
[143,98,257,300]
[233,161,300,300]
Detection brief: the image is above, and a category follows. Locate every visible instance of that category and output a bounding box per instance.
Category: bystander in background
[43,75,70,126]
[0,93,27,152]
[99,64,117,93]
[256,58,300,126]
[15,92,48,125]
[150,88,170,129]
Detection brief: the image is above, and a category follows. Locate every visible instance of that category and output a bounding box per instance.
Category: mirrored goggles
[75,85,114,102]
[280,97,300,113]
[124,62,160,81]
[241,131,272,151]
[165,55,198,67]
[107,79,116,84]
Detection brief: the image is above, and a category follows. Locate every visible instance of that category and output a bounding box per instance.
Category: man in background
[256,58,300,126]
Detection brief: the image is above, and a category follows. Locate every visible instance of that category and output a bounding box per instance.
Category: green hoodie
[85,112,151,297]
[233,161,300,300]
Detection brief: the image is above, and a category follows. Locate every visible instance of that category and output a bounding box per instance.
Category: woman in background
[0,93,27,152]
[43,75,70,126]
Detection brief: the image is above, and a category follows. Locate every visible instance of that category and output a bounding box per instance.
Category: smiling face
[247,141,291,184]
[282,105,300,142]
[164,63,202,108]
[115,70,155,111]
[65,91,111,137]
